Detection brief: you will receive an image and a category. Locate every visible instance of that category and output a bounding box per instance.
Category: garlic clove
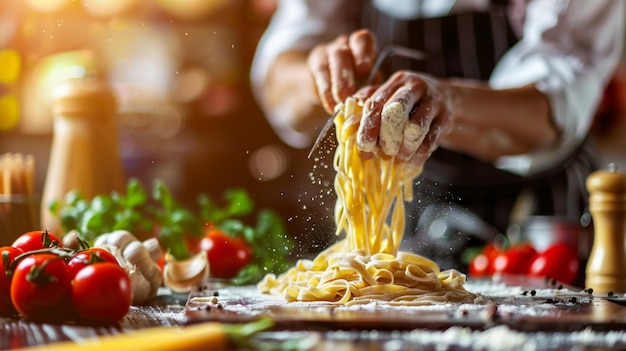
[142,238,163,263]
[128,269,152,305]
[163,251,209,293]
[95,230,137,251]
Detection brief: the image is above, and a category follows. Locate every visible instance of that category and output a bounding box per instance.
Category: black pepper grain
[608,291,615,297]
[530,290,536,296]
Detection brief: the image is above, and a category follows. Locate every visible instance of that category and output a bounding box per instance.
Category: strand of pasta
[258,97,473,305]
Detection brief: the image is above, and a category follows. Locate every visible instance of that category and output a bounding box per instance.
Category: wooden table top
[0,291,189,350]
[5,277,626,351]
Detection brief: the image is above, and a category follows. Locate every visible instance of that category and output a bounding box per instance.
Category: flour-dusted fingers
[308,43,337,113]
[348,29,377,78]
[407,104,454,171]
[380,87,427,156]
[379,72,428,157]
[356,73,407,157]
[356,92,388,157]
[397,92,441,161]
[353,85,377,104]
[327,35,357,107]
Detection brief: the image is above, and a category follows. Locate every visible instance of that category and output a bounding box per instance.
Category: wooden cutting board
[185,275,626,332]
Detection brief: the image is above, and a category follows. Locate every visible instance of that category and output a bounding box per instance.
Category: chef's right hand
[307,29,377,113]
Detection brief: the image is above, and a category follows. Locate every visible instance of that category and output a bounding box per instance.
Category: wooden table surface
[5,278,626,351]
[0,291,189,350]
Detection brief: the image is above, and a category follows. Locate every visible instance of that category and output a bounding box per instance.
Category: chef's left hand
[354,71,454,171]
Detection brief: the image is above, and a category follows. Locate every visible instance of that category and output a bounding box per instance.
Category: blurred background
[0,0,339,256]
[0,0,625,257]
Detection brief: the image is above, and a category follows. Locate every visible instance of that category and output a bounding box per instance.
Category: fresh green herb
[50,178,293,284]
[198,188,294,285]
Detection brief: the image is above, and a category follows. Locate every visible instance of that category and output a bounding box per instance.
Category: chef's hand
[307,29,377,113]
[354,71,454,171]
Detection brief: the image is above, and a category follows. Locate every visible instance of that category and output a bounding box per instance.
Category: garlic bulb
[94,230,163,305]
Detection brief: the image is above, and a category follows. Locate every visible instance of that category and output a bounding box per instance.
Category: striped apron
[355,0,598,268]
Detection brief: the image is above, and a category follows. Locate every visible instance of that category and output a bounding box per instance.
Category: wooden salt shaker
[585,164,626,293]
[40,78,125,236]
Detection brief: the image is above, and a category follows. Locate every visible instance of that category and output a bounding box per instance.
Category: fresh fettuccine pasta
[258,98,474,305]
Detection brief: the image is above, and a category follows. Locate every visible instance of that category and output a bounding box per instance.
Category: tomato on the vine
[10,253,72,321]
[71,263,132,322]
[67,248,119,279]
[529,242,579,284]
[0,246,22,316]
[12,230,63,253]
[198,229,252,279]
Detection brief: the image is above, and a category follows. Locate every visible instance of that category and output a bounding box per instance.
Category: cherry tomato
[469,253,491,277]
[0,246,22,316]
[12,230,63,253]
[529,242,579,284]
[492,243,537,275]
[199,230,252,279]
[10,253,72,321]
[468,243,499,277]
[67,248,119,279]
[71,263,132,322]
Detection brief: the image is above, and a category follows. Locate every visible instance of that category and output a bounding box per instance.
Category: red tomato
[10,253,72,321]
[156,252,165,273]
[71,263,132,322]
[468,243,499,277]
[0,246,22,316]
[529,242,579,284]
[67,248,119,279]
[469,253,491,277]
[199,230,252,279]
[492,243,537,275]
[12,230,63,253]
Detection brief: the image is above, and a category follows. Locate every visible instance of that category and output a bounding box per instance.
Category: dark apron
[355,0,599,268]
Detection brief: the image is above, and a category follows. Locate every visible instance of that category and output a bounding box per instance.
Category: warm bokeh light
[173,66,208,104]
[248,144,289,181]
[0,49,21,84]
[21,50,97,134]
[25,0,70,13]
[0,95,20,131]
[82,0,139,18]
[0,49,22,84]
[154,0,230,21]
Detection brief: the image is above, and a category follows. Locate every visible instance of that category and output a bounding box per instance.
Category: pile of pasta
[258,98,474,305]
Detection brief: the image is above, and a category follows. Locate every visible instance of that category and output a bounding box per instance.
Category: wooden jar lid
[587,165,626,194]
[51,78,117,116]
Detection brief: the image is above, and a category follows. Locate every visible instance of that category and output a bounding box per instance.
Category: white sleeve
[250,0,358,148]
[490,0,625,175]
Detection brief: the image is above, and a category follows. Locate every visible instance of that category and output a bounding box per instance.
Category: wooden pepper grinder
[585,163,626,293]
[40,77,126,236]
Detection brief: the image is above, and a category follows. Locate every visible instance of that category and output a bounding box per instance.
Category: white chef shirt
[250,0,625,176]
